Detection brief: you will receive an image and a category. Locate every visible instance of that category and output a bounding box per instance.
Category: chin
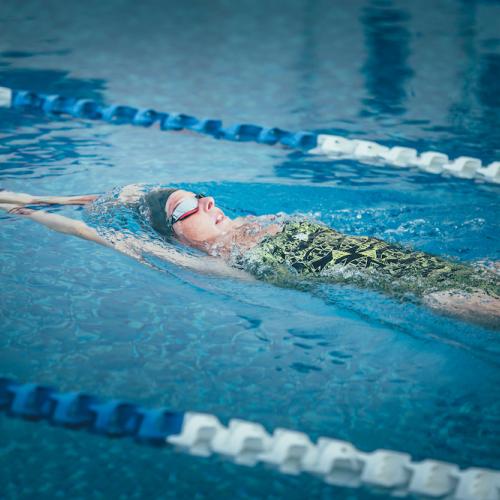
[219,217,232,229]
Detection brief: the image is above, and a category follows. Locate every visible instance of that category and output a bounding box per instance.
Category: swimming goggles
[170,193,206,225]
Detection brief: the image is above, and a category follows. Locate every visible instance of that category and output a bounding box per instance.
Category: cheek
[182,215,218,241]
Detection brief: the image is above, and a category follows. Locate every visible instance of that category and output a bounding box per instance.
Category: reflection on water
[360,1,413,117]
[0,66,109,180]
[446,0,500,159]
[0,65,105,100]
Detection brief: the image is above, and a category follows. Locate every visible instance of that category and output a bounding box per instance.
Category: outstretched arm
[1,202,253,281]
[0,190,98,206]
[135,239,254,280]
[0,203,110,247]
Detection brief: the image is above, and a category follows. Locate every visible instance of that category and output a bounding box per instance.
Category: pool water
[0,0,499,498]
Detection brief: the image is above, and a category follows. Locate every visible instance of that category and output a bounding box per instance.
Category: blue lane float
[1,377,500,499]
[0,377,183,445]
[0,86,498,183]
[2,87,316,150]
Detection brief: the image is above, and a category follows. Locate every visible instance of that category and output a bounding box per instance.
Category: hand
[8,206,34,216]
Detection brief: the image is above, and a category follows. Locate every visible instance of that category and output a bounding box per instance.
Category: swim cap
[143,188,178,238]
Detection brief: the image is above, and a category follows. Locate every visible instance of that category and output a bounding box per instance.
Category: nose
[201,196,215,212]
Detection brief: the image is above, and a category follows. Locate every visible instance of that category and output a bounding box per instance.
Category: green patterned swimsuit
[240,220,500,300]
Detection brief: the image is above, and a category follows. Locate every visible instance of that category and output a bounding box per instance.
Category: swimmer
[1,187,499,328]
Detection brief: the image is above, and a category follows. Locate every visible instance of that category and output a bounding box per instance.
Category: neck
[201,216,283,260]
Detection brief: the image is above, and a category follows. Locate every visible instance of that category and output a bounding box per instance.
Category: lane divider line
[1,86,498,184]
[1,378,499,499]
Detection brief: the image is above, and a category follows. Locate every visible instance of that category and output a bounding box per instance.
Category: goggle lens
[171,193,205,224]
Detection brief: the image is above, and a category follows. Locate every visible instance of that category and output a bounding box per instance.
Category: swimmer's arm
[0,204,111,247]
[423,289,500,329]
[0,190,98,206]
[133,239,254,280]
[1,203,253,280]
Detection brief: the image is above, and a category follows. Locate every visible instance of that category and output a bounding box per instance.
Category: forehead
[165,190,195,216]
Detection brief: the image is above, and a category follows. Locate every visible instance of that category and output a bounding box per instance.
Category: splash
[83,184,201,269]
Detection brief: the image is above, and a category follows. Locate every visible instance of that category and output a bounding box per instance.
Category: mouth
[215,212,227,225]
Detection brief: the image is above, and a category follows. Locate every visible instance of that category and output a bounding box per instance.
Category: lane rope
[1,377,499,499]
[1,86,498,184]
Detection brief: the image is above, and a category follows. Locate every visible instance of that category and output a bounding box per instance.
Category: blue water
[1,0,499,498]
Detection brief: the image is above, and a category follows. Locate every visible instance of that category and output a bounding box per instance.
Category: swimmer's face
[165,190,232,247]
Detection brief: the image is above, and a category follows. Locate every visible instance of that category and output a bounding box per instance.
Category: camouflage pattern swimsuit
[239,220,500,300]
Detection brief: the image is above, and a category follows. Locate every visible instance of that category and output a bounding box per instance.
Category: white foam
[0,87,12,107]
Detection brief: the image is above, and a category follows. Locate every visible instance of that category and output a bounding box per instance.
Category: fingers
[7,206,34,216]
[0,203,19,212]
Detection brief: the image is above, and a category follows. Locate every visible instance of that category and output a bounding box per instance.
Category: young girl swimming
[1,186,499,328]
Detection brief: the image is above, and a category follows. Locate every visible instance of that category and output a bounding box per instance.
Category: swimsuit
[240,220,500,299]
